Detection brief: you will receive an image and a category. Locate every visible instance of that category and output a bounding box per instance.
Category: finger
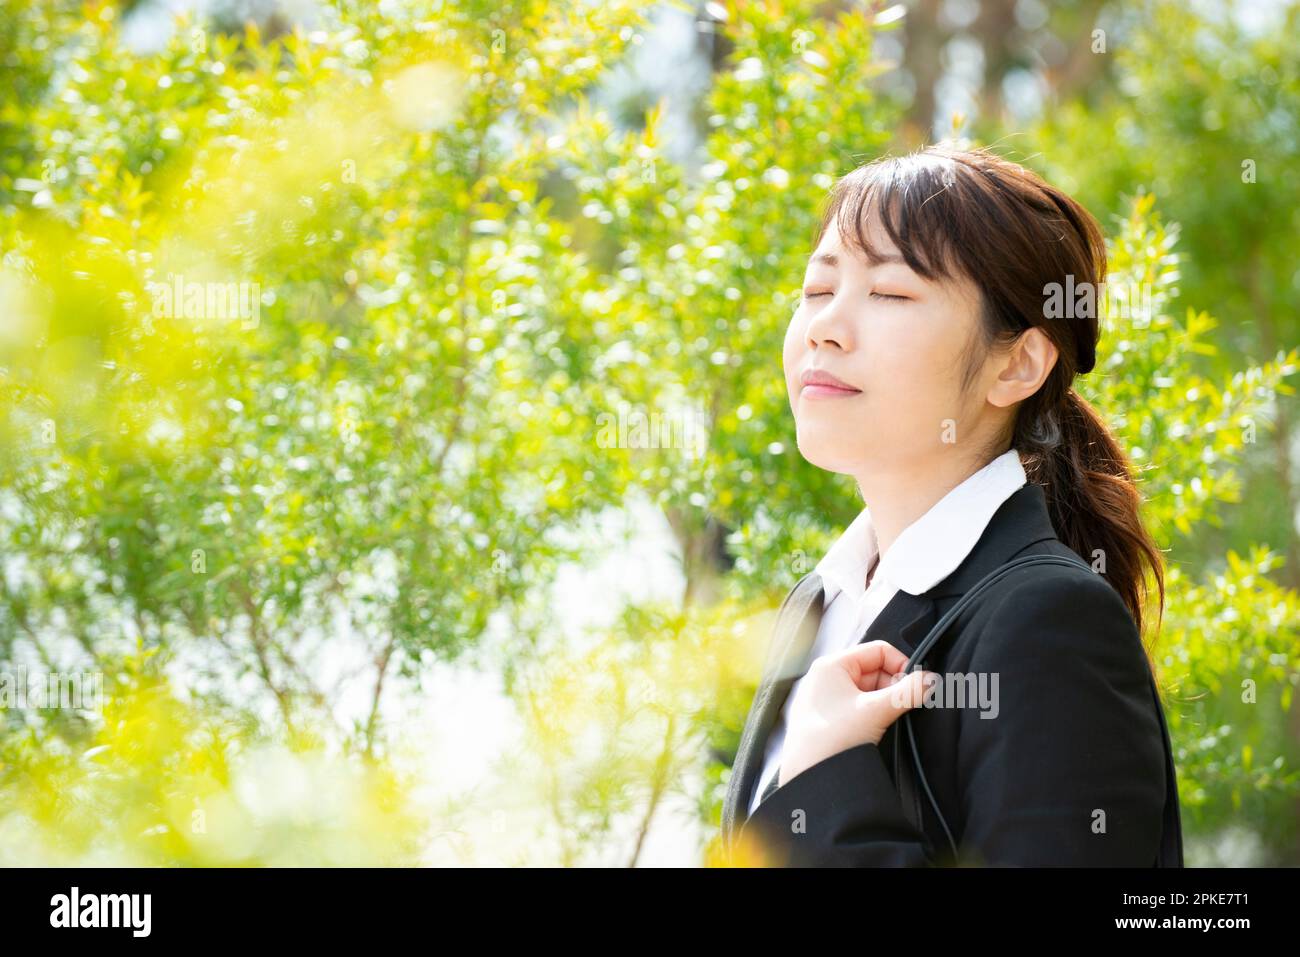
[877,662,931,691]
[864,664,911,692]
[860,650,920,692]
[841,640,911,683]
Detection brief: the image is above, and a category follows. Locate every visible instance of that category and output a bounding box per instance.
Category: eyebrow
[809,251,906,268]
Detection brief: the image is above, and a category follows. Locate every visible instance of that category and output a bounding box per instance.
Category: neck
[855,447,1008,559]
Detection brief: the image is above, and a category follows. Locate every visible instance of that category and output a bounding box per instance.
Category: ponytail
[1016,387,1166,655]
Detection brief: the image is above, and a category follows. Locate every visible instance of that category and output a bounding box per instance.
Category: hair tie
[1076,338,1097,375]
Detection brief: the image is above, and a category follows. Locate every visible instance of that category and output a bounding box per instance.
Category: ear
[987,328,1059,408]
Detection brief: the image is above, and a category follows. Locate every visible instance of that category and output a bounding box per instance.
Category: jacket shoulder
[962,557,1144,665]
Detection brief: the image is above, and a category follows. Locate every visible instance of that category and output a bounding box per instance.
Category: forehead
[809,215,905,269]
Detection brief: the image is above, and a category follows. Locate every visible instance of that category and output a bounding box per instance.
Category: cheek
[869,316,925,372]
[869,312,961,400]
[782,312,805,390]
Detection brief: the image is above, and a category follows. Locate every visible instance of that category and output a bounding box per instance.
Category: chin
[794,430,860,475]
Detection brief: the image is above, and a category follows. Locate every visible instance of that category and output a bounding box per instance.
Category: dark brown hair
[815,143,1165,647]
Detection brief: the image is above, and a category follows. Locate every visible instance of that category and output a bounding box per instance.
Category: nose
[805,297,851,353]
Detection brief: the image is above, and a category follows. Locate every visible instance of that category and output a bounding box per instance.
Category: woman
[720,145,1183,867]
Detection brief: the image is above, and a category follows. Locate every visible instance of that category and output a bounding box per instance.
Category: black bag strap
[892,553,1184,866]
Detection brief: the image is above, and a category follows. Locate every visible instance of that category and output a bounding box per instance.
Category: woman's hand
[778,640,936,787]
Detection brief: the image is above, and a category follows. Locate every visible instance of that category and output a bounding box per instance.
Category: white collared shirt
[748,448,1028,817]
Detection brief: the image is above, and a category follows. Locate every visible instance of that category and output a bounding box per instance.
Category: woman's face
[782,212,989,481]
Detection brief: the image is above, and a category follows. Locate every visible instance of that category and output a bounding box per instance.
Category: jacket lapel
[857,590,938,661]
[721,571,824,845]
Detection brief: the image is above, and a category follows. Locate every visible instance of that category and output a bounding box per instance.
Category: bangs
[818,154,969,283]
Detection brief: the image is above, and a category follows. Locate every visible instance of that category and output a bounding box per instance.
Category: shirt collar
[815,448,1028,606]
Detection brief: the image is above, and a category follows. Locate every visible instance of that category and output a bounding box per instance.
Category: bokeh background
[1,0,1297,866]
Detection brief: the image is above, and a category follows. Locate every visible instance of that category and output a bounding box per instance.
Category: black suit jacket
[720,481,1183,866]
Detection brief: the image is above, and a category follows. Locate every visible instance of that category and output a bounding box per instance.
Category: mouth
[800,383,862,398]
[799,367,862,399]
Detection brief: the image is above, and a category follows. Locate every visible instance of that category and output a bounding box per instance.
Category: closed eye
[870,292,910,302]
[802,290,831,300]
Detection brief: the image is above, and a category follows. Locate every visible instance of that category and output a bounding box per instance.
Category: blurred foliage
[0,647,423,865]
[1,0,659,865]
[0,0,1297,865]
[1024,0,1300,582]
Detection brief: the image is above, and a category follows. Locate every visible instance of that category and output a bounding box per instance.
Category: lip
[799,367,862,398]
